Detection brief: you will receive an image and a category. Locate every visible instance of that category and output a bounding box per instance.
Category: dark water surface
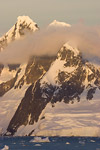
[0,136,100,150]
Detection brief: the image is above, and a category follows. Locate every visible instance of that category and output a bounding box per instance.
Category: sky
[0,0,100,34]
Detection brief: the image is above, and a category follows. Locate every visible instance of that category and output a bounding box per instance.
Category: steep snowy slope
[0,56,55,135]
[6,43,100,136]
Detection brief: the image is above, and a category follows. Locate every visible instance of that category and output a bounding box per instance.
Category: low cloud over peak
[0,19,100,64]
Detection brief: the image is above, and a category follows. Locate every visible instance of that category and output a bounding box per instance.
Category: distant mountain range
[0,16,100,137]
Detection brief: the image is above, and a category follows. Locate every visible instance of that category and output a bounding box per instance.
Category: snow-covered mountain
[0,17,100,137]
[0,16,40,135]
[0,16,39,51]
[0,16,39,96]
[5,43,100,137]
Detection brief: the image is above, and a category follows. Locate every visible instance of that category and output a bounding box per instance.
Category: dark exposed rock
[7,80,53,135]
[7,84,33,134]
[8,64,20,71]
[25,56,55,84]
[7,56,55,135]
[0,64,4,74]
[0,68,21,96]
[87,87,97,100]
[14,56,55,89]
[88,73,95,82]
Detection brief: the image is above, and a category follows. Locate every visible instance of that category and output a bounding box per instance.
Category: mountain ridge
[6,43,100,136]
[0,16,100,137]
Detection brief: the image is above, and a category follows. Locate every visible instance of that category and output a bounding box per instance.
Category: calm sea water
[0,136,100,150]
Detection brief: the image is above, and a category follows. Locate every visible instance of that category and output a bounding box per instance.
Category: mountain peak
[63,43,79,56]
[17,16,33,22]
[49,20,71,27]
[57,43,80,61]
[0,16,39,50]
[16,16,38,31]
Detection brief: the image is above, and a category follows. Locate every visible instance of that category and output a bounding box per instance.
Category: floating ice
[1,145,9,150]
[30,137,50,143]
[79,141,85,145]
[66,142,70,144]
[34,144,41,146]
[90,140,95,143]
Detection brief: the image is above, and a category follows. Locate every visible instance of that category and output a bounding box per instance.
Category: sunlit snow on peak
[49,20,71,27]
[63,43,79,56]
[17,16,38,31]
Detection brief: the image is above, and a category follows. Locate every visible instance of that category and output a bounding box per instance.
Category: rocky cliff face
[6,43,100,136]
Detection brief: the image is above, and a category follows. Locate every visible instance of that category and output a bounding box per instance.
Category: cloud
[0,22,100,64]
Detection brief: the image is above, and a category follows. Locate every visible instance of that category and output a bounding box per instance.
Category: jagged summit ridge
[16,16,38,34]
[63,43,79,56]
[0,16,39,50]
[40,42,100,103]
[41,43,81,86]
